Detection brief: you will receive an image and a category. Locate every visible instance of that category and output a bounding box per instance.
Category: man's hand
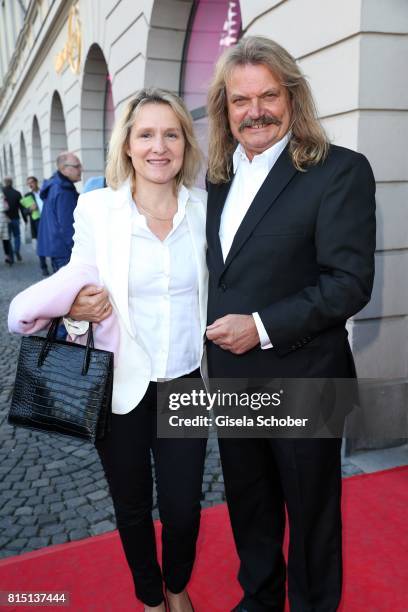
[206,314,260,355]
[68,285,112,323]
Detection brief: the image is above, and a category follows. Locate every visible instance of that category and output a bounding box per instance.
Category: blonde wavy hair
[207,36,329,183]
[106,88,202,190]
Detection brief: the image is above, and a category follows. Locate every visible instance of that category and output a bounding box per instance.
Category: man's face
[27,178,38,192]
[226,63,292,160]
[60,155,82,183]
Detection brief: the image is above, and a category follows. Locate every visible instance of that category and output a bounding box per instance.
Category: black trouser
[219,437,342,612]
[95,373,207,607]
[2,239,12,260]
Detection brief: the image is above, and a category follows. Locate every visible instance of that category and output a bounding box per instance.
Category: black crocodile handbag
[8,318,113,443]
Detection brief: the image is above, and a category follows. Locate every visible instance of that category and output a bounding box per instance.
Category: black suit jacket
[206,144,376,379]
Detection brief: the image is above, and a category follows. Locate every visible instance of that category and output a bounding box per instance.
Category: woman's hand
[68,285,112,323]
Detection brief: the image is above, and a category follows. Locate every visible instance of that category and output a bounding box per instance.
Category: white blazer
[70,180,208,414]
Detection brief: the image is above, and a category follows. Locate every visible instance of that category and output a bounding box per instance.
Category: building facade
[0,0,407,445]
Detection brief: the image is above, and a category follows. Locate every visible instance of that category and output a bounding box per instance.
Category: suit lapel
[207,178,233,273]
[223,146,298,272]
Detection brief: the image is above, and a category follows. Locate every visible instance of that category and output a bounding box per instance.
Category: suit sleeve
[258,153,376,354]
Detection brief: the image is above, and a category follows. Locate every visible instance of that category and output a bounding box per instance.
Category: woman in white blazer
[9,89,207,611]
[61,90,207,612]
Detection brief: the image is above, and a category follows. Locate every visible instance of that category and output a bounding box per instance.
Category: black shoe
[41,269,50,277]
[16,252,22,261]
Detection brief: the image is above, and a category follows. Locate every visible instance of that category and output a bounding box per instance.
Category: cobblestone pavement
[0,241,389,560]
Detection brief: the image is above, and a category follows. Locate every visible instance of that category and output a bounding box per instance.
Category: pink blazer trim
[8,263,120,359]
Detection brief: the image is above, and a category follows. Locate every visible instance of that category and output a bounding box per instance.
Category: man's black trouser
[219,437,342,612]
[95,373,207,607]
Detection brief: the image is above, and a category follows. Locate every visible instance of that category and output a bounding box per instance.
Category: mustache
[238,115,282,132]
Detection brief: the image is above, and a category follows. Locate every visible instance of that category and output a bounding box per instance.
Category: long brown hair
[207,36,329,183]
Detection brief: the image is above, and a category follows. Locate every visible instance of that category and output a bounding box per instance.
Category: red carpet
[0,467,407,611]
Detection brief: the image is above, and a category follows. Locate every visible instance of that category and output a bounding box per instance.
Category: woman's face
[127,102,185,188]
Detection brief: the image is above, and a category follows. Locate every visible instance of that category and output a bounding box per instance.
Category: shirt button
[220,283,227,292]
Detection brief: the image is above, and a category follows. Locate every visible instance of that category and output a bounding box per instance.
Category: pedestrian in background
[2,177,25,262]
[0,188,13,265]
[37,152,82,273]
[22,176,50,276]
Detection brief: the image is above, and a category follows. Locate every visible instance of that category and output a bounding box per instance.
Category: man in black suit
[205,37,376,611]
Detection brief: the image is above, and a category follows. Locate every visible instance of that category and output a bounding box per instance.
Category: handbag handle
[38,317,94,375]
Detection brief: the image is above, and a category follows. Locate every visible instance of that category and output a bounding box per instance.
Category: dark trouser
[30,216,38,239]
[95,374,207,607]
[2,239,13,261]
[51,255,70,273]
[8,219,20,257]
[39,256,49,274]
[219,437,342,612]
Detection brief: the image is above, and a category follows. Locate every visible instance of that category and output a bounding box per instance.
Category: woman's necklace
[137,201,176,222]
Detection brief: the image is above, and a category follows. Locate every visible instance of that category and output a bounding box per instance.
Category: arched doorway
[32,116,44,182]
[145,0,194,91]
[180,0,242,183]
[50,91,68,166]
[181,0,242,114]
[80,44,114,183]
[20,132,28,190]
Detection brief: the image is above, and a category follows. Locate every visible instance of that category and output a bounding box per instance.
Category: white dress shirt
[219,133,291,349]
[128,186,201,381]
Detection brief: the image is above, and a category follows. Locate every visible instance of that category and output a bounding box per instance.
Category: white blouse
[128,186,201,381]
